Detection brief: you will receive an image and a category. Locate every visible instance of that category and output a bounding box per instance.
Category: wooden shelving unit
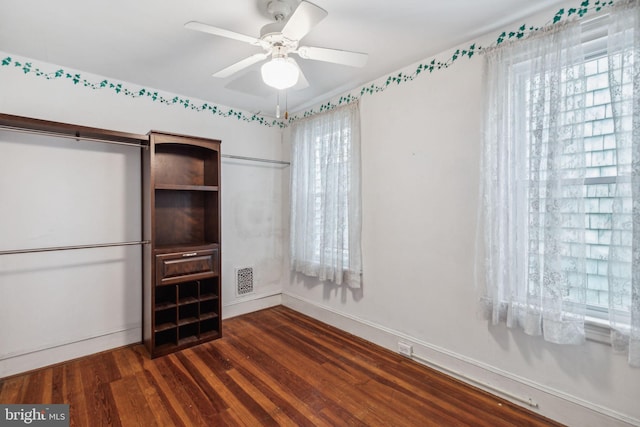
[143,132,222,358]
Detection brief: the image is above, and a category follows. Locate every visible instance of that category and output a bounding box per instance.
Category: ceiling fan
[185,0,368,91]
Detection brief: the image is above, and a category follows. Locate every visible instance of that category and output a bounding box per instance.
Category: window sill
[585,317,611,345]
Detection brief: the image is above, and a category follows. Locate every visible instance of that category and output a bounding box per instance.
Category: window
[577,52,631,319]
[480,3,638,366]
[289,102,362,287]
[516,28,632,322]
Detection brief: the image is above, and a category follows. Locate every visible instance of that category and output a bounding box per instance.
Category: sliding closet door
[0,130,142,377]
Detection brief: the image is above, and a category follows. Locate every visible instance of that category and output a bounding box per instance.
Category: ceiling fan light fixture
[261,57,299,90]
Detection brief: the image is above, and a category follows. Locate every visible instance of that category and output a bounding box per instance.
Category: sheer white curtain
[480,1,639,366]
[289,102,362,287]
[481,21,588,344]
[607,2,640,366]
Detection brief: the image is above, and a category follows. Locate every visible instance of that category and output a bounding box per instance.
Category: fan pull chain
[284,90,289,120]
[274,90,290,120]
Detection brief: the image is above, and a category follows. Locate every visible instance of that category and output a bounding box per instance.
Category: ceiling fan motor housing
[266,0,295,21]
[260,0,298,43]
[260,21,287,39]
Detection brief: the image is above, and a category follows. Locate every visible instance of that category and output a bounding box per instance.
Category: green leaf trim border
[288,0,616,122]
[0,0,617,128]
[0,56,284,128]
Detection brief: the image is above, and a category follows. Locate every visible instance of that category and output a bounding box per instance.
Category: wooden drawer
[155,248,218,286]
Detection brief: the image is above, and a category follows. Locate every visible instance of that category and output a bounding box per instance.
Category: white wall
[282,3,640,427]
[0,130,142,377]
[0,53,287,376]
[2,2,639,424]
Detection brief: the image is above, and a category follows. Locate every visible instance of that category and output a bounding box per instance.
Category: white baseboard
[3,292,636,427]
[0,327,141,378]
[0,294,282,378]
[222,292,282,320]
[282,292,639,427]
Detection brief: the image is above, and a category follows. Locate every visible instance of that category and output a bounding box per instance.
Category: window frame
[510,14,632,337]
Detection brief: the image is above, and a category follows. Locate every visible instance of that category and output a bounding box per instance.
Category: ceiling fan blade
[289,58,309,90]
[281,1,328,41]
[213,53,269,78]
[293,68,310,90]
[296,46,368,67]
[224,70,273,98]
[185,21,263,46]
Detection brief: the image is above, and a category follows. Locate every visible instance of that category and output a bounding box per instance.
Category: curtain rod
[0,240,150,256]
[0,125,148,149]
[222,154,290,166]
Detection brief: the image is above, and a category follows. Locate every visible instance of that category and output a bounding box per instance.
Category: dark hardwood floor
[0,306,563,426]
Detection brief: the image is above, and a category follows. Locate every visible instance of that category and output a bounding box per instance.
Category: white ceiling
[0,0,565,118]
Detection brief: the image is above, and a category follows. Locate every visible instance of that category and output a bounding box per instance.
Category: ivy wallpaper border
[0,0,617,128]
[288,0,616,122]
[0,56,286,129]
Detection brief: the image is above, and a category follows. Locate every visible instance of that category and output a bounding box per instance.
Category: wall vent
[235,267,254,296]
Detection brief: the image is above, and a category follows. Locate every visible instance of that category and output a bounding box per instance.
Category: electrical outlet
[398,341,413,357]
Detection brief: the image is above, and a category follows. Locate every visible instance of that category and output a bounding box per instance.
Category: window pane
[523,49,633,313]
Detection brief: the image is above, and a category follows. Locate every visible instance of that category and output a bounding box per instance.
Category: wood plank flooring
[0,306,563,426]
